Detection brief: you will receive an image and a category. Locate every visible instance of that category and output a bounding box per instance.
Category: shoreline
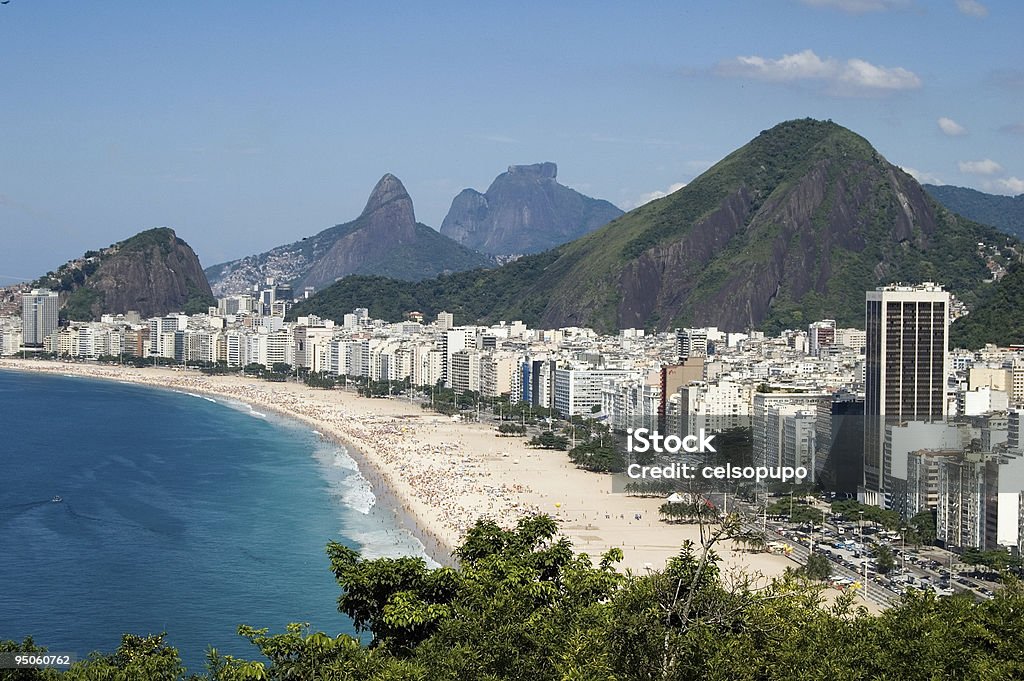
[0,358,847,598]
[0,359,455,566]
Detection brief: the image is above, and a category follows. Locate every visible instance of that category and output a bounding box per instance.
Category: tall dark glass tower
[863,284,949,507]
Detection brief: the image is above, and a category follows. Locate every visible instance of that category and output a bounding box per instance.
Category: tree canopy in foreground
[4,514,1024,680]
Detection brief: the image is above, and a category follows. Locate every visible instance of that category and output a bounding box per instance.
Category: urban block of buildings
[4,280,1024,555]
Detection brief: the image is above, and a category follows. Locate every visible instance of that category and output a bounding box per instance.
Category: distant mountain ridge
[33,227,215,320]
[205,174,493,296]
[439,162,623,256]
[924,184,1024,240]
[291,119,1016,333]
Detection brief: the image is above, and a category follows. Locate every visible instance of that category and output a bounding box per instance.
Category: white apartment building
[0,320,22,355]
[752,392,829,467]
[678,379,752,435]
[480,351,517,398]
[442,327,476,387]
[602,375,659,431]
[450,349,482,393]
[553,367,636,417]
[412,344,444,387]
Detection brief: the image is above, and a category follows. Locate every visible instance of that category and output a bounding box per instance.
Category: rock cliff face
[48,228,214,320]
[206,174,492,295]
[439,162,623,256]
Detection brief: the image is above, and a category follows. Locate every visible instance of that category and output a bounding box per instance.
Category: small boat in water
[51,495,62,503]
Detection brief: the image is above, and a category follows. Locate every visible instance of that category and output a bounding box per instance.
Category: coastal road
[740,521,898,608]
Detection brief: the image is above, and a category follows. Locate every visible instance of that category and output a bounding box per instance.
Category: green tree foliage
[183,282,217,316]
[37,633,187,681]
[287,250,560,328]
[925,183,1024,240]
[801,552,833,581]
[766,496,826,525]
[529,430,569,450]
[304,371,337,389]
[831,499,900,530]
[951,263,1024,349]
[10,515,1024,679]
[623,480,675,497]
[873,545,896,575]
[0,637,61,681]
[907,510,937,546]
[568,439,625,473]
[60,288,104,323]
[659,500,718,524]
[961,548,1021,573]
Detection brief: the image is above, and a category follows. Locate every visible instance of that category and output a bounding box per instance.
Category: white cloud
[955,0,988,17]
[958,159,1003,175]
[838,58,921,91]
[629,182,687,209]
[721,50,835,82]
[715,49,921,95]
[798,0,911,12]
[991,177,1024,194]
[901,167,943,185]
[937,117,967,136]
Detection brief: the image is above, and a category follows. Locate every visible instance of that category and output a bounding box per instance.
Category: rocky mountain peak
[361,173,415,219]
[439,162,622,256]
[205,172,493,296]
[506,162,557,180]
[34,227,215,320]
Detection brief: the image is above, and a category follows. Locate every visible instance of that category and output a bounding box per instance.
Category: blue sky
[1,0,1021,281]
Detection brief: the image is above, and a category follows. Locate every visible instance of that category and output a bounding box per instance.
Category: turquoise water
[0,369,427,672]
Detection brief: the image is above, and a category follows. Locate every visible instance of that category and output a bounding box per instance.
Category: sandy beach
[1,359,815,589]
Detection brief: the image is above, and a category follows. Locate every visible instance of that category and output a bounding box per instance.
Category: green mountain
[924,184,1024,240]
[950,262,1024,349]
[33,227,215,321]
[205,174,494,296]
[292,120,1015,333]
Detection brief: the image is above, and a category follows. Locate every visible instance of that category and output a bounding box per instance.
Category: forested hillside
[5,515,1023,680]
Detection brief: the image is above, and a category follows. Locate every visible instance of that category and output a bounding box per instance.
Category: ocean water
[0,370,430,672]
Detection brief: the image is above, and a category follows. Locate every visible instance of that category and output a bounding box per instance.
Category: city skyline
[1,1,1022,282]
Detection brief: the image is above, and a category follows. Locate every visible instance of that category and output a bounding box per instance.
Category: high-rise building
[21,288,60,347]
[863,283,949,506]
[815,391,865,496]
[659,359,704,431]
[808,320,836,356]
[441,327,474,387]
[436,311,454,331]
[552,367,635,417]
[753,392,829,467]
[676,328,708,361]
